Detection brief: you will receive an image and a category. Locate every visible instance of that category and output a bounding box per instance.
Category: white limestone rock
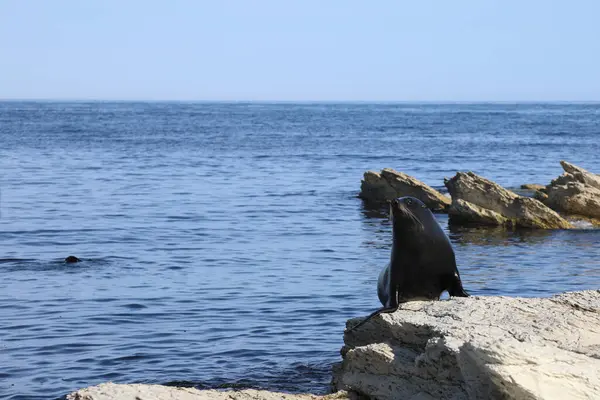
[337,290,600,400]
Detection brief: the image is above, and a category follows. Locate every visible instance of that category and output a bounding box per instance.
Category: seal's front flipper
[447,273,470,298]
[449,287,470,297]
[345,306,398,333]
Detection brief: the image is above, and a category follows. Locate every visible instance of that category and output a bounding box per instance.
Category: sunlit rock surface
[444,171,572,229]
[359,169,450,211]
[67,383,352,400]
[337,290,600,400]
[544,161,600,224]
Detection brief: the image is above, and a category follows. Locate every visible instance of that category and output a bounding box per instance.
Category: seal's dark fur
[347,196,469,332]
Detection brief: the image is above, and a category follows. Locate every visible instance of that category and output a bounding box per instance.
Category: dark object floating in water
[65,256,81,263]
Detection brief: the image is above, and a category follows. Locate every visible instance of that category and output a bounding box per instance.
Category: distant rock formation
[444,171,572,229]
[543,161,600,224]
[336,290,600,400]
[357,165,600,229]
[359,168,450,211]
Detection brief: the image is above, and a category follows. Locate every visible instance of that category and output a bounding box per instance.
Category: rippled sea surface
[1,102,599,399]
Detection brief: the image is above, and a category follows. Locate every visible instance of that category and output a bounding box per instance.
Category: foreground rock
[67,383,351,400]
[337,290,600,400]
[444,171,573,229]
[359,169,450,211]
[544,161,600,222]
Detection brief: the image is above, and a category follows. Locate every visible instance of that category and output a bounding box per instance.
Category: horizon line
[2,98,600,104]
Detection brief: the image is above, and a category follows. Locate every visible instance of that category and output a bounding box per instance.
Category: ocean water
[1,102,599,400]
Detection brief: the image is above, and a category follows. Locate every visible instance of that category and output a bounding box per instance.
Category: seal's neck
[392,220,438,248]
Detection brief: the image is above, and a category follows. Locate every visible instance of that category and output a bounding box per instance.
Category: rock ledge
[336,290,600,400]
[67,383,351,400]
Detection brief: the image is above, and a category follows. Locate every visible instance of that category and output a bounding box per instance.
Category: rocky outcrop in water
[444,171,573,229]
[559,161,600,189]
[543,161,600,224]
[336,290,600,400]
[67,383,351,400]
[359,169,450,211]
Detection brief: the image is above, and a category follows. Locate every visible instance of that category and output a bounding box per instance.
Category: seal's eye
[405,198,413,206]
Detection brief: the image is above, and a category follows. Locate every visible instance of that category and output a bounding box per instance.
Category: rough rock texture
[545,183,600,219]
[447,199,509,226]
[534,191,549,202]
[543,161,600,221]
[67,383,351,400]
[560,161,600,190]
[336,290,600,400]
[359,169,451,211]
[444,172,572,229]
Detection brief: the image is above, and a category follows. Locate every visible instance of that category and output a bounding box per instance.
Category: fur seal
[347,196,469,332]
[65,256,81,263]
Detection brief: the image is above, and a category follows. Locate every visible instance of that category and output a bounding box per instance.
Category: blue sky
[1,0,599,101]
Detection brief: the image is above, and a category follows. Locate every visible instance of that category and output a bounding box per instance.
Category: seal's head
[389,196,429,232]
[65,256,81,263]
